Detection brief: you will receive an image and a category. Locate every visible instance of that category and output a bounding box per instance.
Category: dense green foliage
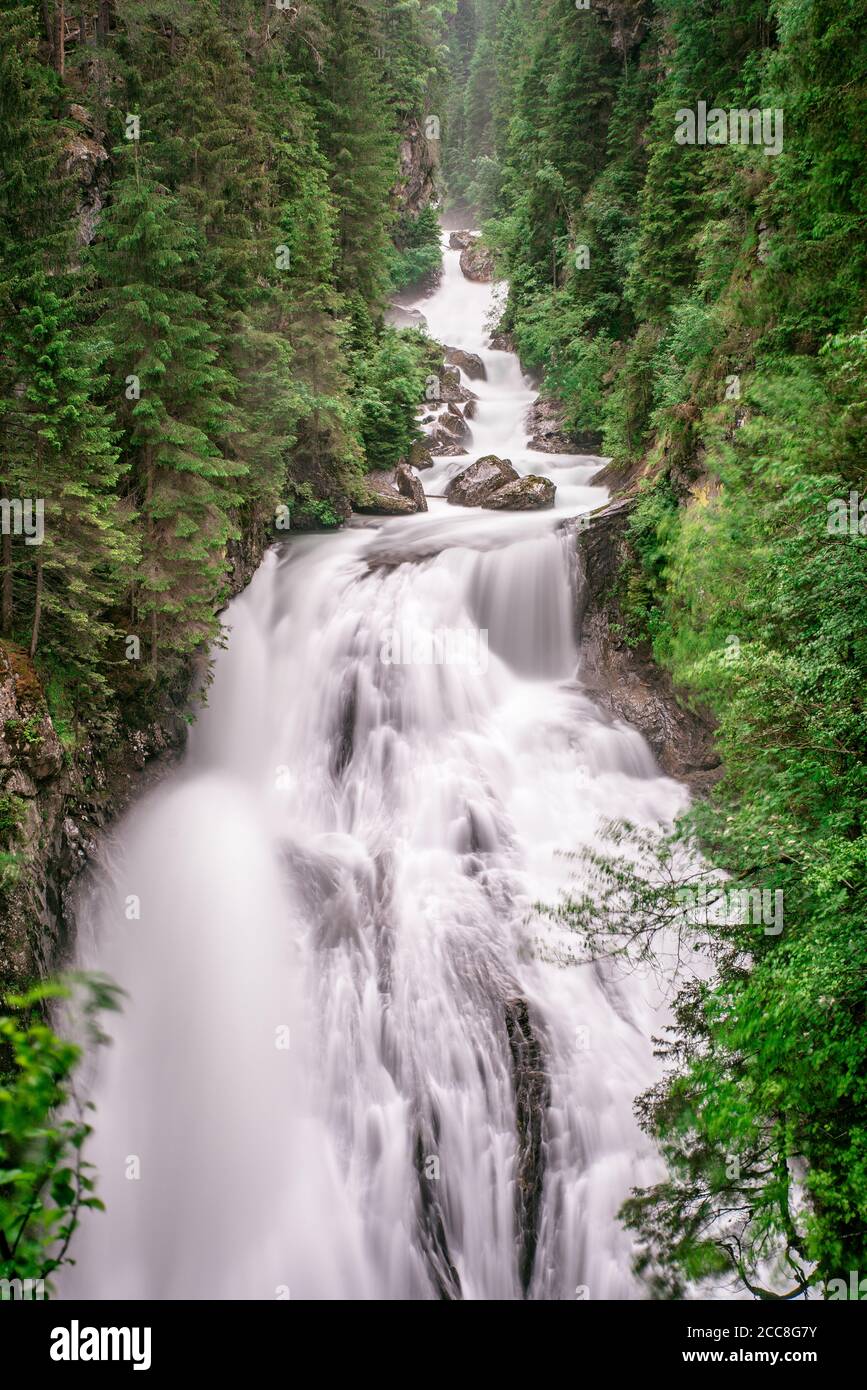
[0,1,452,1270]
[4,0,866,1302]
[455,0,867,1296]
[388,204,443,289]
[0,0,449,704]
[0,977,120,1293]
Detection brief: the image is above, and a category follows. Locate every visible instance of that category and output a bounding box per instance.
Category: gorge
[59,236,688,1300]
[2,0,865,1320]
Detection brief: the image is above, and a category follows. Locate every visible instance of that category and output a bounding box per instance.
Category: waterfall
[62,237,688,1301]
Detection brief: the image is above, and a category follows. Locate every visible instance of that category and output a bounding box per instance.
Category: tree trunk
[98,0,111,43]
[41,0,56,68]
[29,560,43,658]
[1,531,12,635]
[145,458,157,672]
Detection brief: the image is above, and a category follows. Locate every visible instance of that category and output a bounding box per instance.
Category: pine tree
[91,149,244,675]
[0,2,64,638]
[6,274,133,677]
[0,3,131,695]
[147,4,290,542]
[308,0,398,330]
[257,52,364,514]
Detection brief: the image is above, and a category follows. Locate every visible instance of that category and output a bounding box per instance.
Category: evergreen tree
[0,3,130,697]
[7,274,133,676]
[91,150,244,675]
[257,53,364,515]
[0,1,65,638]
[308,0,398,330]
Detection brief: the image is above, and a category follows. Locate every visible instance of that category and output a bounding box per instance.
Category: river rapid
[62,235,687,1301]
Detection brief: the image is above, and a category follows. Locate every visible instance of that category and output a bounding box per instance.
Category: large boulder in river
[408,439,434,470]
[429,405,470,452]
[483,475,556,510]
[448,230,476,251]
[444,345,487,381]
[489,328,516,353]
[433,366,480,405]
[445,455,519,507]
[436,366,478,405]
[356,470,418,515]
[525,396,603,453]
[429,436,469,457]
[460,243,495,283]
[428,412,469,454]
[436,367,462,402]
[385,302,428,331]
[525,397,573,452]
[395,464,427,512]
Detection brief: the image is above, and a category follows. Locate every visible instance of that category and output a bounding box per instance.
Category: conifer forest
[1,0,866,1348]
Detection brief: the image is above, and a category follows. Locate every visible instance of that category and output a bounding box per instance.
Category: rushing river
[63,236,687,1300]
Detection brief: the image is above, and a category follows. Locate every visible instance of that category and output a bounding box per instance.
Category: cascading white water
[62,237,688,1301]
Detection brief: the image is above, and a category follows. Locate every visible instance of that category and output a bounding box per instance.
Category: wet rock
[444,346,487,381]
[505,998,550,1295]
[0,645,66,988]
[573,429,606,452]
[63,106,109,248]
[595,0,651,55]
[525,397,571,452]
[0,547,239,994]
[429,438,468,457]
[483,475,556,510]
[394,114,439,219]
[428,407,470,452]
[356,470,418,515]
[445,455,519,507]
[0,648,64,781]
[435,366,479,406]
[575,499,721,787]
[4,767,38,799]
[463,398,477,421]
[409,439,434,470]
[448,230,476,251]
[430,417,461,447]
[428,430,463,453]
[489,329,516,353]
[385,303,428,331]
[437,367,463,403]
[414,1126,463,1299]
[395,464,428,513]
[460,242,495,283]
[525,396,604,453]
[68,103,89,124]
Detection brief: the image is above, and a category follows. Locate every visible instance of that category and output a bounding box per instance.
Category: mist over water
[64,239,687,1300]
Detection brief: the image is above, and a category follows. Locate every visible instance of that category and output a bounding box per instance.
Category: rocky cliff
[394,114,439,218]
[571,498,721,788]
[0,641,193,994]
[0,523,268,997]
